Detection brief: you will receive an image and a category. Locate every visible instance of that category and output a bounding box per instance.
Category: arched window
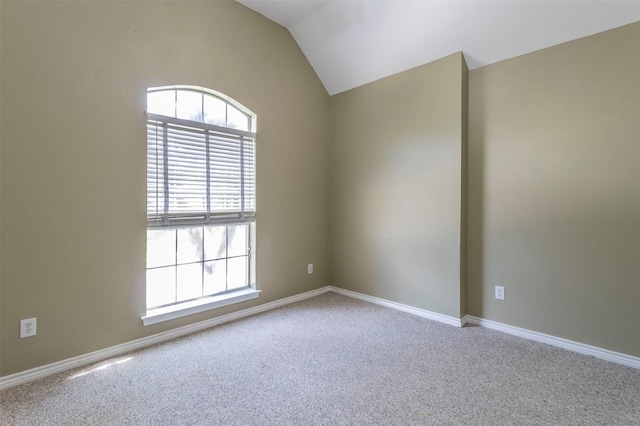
[144,86,258,325]
[147,86,254,132]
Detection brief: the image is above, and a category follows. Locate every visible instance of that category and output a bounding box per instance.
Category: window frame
[142,86,259,326]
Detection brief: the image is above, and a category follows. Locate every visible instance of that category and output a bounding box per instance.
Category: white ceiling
[236,0,640,95]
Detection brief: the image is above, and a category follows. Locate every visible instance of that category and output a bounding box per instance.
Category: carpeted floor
[1,292,639,425]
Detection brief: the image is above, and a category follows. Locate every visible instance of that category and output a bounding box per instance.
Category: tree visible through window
[145,86,256,314]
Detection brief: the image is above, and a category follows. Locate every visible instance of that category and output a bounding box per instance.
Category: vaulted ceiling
[236,0,640,95]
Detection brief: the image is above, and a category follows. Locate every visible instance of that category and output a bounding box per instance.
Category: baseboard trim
[0,286,332,390]
[3,286,638,390]
[328,286,464,327]
[463,315,640,370]
[328,287,639,370]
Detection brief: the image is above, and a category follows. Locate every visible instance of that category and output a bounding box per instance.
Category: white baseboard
[3,286,638,390]
[328,286,640,370]
[0,286,331,391]
[328,286,465,327]
[463,315,640,370]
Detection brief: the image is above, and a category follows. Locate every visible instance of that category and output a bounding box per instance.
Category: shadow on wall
[466,70,486,319]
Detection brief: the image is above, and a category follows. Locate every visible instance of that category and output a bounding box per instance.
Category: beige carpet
[1,292,639,425]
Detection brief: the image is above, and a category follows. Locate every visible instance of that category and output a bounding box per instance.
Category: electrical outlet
[20,317,37,338]
[307,263,313,274]
[495,286,505,301]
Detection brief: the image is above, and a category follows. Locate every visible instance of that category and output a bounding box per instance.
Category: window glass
[147,266,176,307]
[146,224,252,310]
[177,227,203,264]
[147,229,176,269]
[227,105,250,131]
[176,90,203,122]
[147,90,176,117]
[203,95,227,127]
[228,224,248,257]
[204,225,227,260]
[177,263,203,302]
[227,257,248,290]
[204,259,227,295]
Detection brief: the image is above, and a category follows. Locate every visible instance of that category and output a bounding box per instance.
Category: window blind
[147,114,256,227]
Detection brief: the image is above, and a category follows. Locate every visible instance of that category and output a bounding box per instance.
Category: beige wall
[0,0,3,373]
[467,22,640,356]
[0,1,330,375]
[2,2,638,378]
[330,53,467,318]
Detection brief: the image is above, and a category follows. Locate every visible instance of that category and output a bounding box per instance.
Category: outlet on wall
[20,317,37,338]
[495,286,506,301]
[307,263,313,274]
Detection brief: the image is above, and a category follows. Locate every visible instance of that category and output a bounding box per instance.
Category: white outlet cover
[495,286,505,301]
[307,263,313,274]
[20,317,37,338]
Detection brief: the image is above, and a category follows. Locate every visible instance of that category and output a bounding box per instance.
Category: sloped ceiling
[236,0,640,95]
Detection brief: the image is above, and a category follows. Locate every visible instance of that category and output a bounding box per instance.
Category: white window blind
[147,114,256,227]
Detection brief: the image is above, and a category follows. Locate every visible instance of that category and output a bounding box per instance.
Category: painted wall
[2,2,638,378]
[0,0,3,373]
[0,1,330,376]
[330,53,467,318]
[467,22,640,357]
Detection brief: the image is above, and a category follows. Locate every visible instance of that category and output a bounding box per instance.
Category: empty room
[1,0,639,424]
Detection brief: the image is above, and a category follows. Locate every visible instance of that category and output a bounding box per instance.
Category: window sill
[141,288,261,326]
